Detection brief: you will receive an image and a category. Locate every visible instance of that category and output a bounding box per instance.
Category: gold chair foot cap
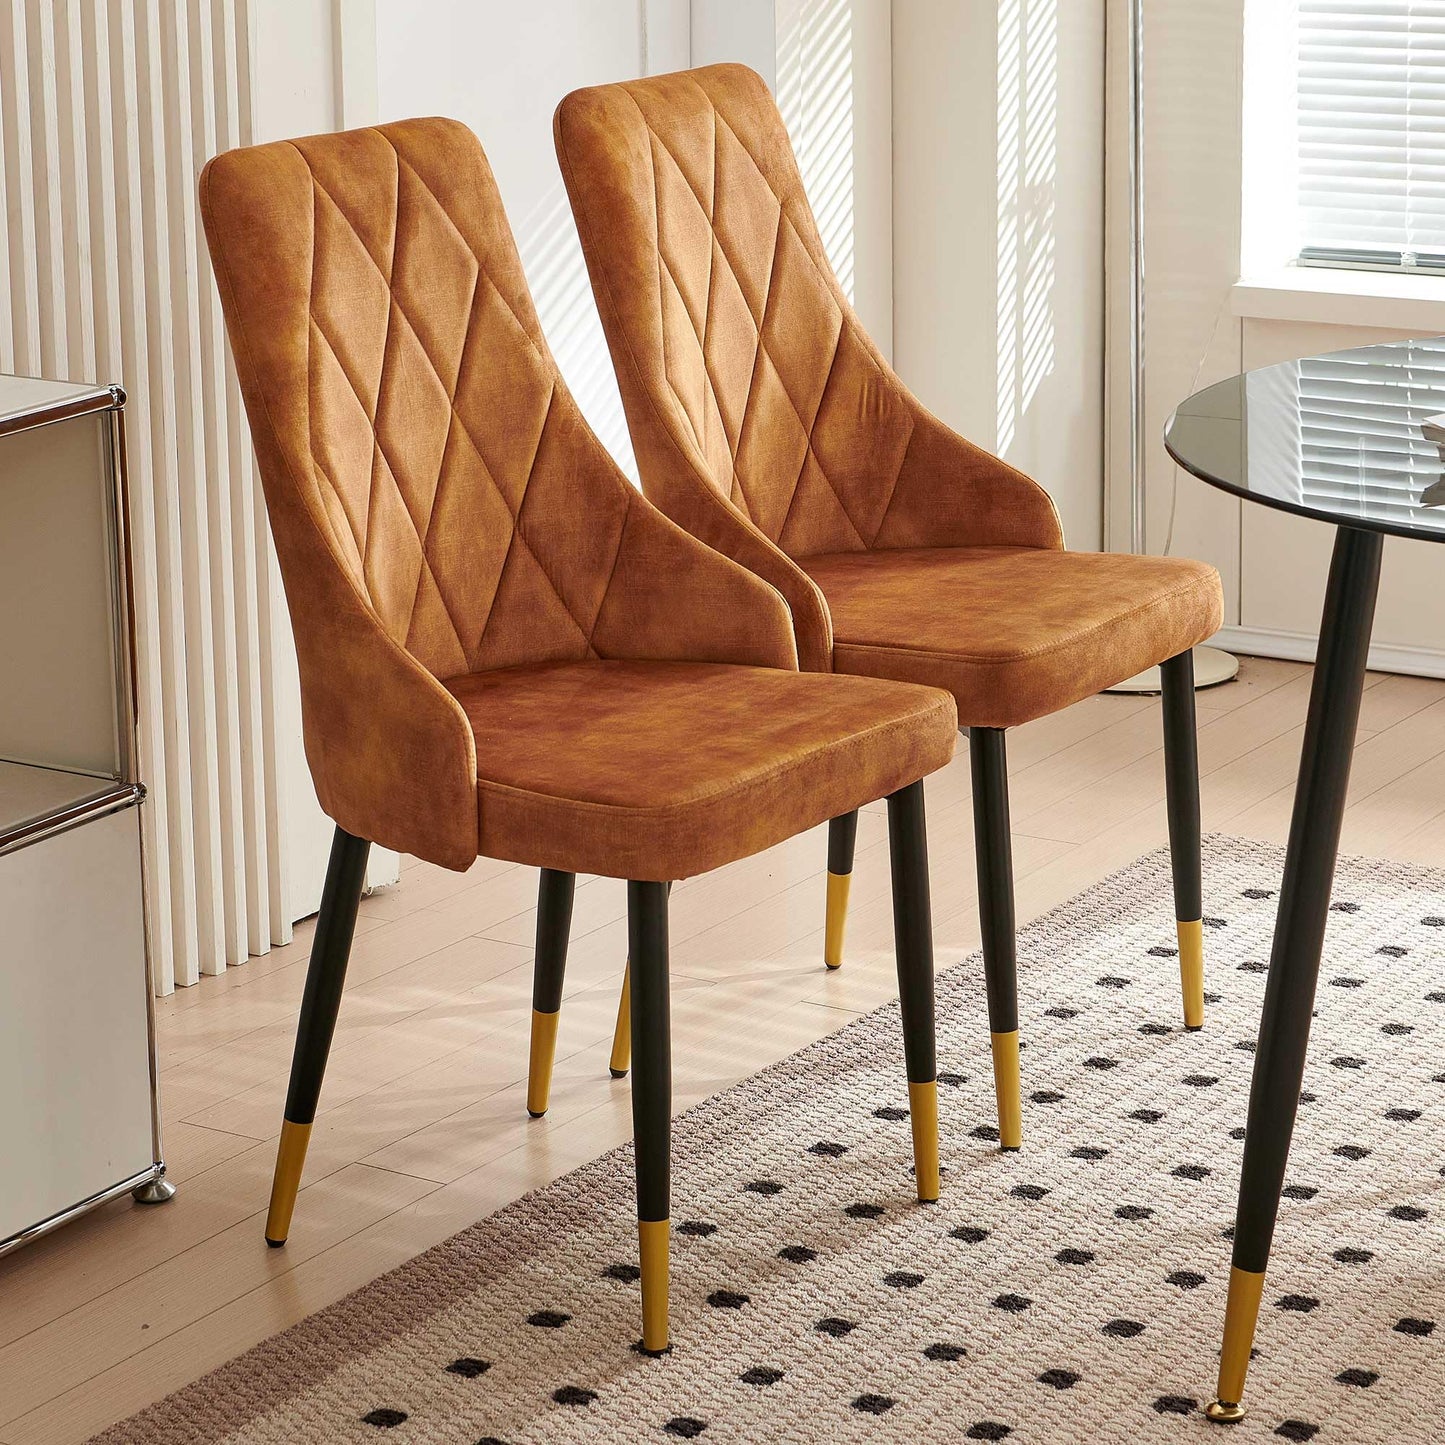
[1205,1401,1246,1424]
[823,870,851,970]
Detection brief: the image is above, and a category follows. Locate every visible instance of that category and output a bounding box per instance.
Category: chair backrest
[201,117,637,685]
[555,63,921,558]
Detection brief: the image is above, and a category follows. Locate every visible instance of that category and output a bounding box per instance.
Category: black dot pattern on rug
[1337,1368,1379,1387]
[740,1366,783,1386]
[1277,1295,1320,1313]
[885,1270,924,1289]
[1275,1422,1320,1442]
[925,1342,967,1361]
[852,1394,895,1415]
[361,1409,407,1428]
[445,1357,491,1378]
[552,1386,597,1407]
[1038,1368,1080,1390]
[177,846,1445,1445]
[1153,1395,1195,1415]
[1167,1270,1205,1290]
[972,1125,1002,1142]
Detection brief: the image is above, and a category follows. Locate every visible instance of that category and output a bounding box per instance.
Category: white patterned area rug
[94,839,1445,1444]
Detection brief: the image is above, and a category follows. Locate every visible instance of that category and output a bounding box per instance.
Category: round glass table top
[1165,336,1445,542]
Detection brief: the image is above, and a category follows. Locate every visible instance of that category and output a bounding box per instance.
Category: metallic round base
[132,1176,177,1206]
[1103,645,1241,696]
[1205,1400,1246,1424]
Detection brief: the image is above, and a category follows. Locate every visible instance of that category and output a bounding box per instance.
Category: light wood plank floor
[5,656,1445,1443]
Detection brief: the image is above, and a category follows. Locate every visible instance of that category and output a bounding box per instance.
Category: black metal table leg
[1207,525,1383,1422]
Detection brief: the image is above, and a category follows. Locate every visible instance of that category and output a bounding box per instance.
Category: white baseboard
[1215,625,1445,681]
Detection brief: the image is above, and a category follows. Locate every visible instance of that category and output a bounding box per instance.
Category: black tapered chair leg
[824,809,859,969]
[526,869,576,1117]
[609,880,670,1080]
[628,880,672,1353]
[887,781,939,1201]
[1161,649,1206,1029]
[265,825,370,1246]
[1208,526,1382,1423]
[970,727,1021,1150]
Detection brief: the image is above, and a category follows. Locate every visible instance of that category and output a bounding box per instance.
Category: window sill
[1231,267,1445,333]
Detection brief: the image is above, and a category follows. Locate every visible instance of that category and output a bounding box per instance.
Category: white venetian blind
[1295,342,1445,519]
[1298,1,1445,269]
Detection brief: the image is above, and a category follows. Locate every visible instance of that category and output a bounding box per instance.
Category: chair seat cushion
[801,547,1224,729]
[445,660,956,880]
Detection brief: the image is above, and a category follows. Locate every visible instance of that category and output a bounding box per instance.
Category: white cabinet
[0,376,171,1254]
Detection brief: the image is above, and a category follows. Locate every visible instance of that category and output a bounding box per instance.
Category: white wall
[892,0,1106,552]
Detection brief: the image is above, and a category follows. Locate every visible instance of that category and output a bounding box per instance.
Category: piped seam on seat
[821,571,1220,665]
[471,693,955,819]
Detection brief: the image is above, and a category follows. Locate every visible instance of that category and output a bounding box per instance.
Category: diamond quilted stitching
[290,124,635,680]
[626,84,907,556]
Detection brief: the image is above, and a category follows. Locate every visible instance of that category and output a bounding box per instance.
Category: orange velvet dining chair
[553,64,1226,1151]
[199,116,958,1352]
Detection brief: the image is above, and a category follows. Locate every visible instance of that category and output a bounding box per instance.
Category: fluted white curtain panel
[1298,0,1445,267]
[0,0,290,992]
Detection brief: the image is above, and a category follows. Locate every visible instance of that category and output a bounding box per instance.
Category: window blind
[1295,342,1445,518]
[1297,1,1445,271]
